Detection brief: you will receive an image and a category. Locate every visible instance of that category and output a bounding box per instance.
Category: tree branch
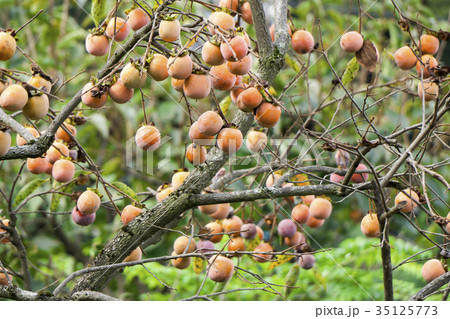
[410,272,450,301]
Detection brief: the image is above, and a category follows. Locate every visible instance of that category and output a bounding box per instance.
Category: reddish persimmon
[121,205,143,225]
[183,74,211,99]
[135,125,161,151]
[106,17,130,41]
[148,54,169,81]
[85,34,109,56]
[255,102,281,128]
[52,159,75,183]
[394,46,417,70]
[81,82,108,108]
[419,34,439,55]
[189,122,215,146]
[209,64,237,91]
[340,31,364,53]
[186,143,207,165]
[167,55,193,80]
[291,30,314,54]
[77,190,101,215]
[159,19,181,42]
[128,8,150,31]
[197,111,223,136]
[217,127,243,154]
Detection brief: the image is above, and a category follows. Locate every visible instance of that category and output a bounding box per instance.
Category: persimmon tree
[0,0,449,301]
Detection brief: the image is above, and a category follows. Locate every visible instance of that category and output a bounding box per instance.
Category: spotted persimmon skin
[197,111,223,136]
[222,215,243,237]
[0,131,11,157]
[128,8,151,31]
[77,190,101,215]
[52,159,75,183]
[0,32,16,61]
[81,82,108,108]
[159,19,181,42]
[209,64,237,91]
[108,79,134,104]
[360,213,380,238]
[207,256,234,282]
[186,143,207,165]
[220,36,248,62]
[23,94,49,120]
[394,188,419,213]
[340,31,364,53]
[394,46,417,70]
[85,34,109,56]
[255,102,281,128]
[419,34,439,55]
[183,74,211,99]
[202,41,225,66]
[121,205,143,225]
[167,55,193,80]
[135,125,161,151]
[0,84,28,112]
[189,122,215,146]
[217,127,243,154]
[106,17,130,41]
[291,30,315,54]
[148,54,169,81]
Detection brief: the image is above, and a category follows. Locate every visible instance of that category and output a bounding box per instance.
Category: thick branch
[410,272,450,301]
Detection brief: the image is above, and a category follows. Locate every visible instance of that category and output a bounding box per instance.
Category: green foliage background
[0,0,448,300]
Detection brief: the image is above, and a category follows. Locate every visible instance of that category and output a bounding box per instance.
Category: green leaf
[50,182,74,212]
[91,0,106,27]
[14,178,49,207]
[342,57,359,86]
[219,95,232,117]
[111,181,138,202]
[283,264,300,297]
[285,54,301,73]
